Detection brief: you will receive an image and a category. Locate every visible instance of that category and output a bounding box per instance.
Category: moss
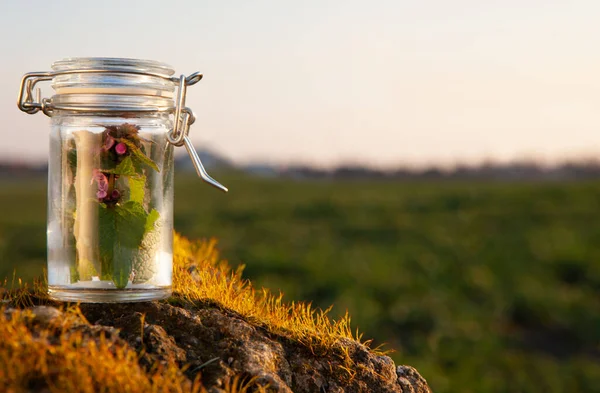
[171,234,376,353]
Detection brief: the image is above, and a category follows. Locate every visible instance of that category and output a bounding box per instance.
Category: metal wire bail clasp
[169,73,228,193]
[17,72,54,116]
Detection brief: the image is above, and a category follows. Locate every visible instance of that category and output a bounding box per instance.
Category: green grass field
[1,173,599,393]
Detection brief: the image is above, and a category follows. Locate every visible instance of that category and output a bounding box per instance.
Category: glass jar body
[47,111,174,302]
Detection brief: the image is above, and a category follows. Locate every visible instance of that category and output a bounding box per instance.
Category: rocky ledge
[8,302,431,393]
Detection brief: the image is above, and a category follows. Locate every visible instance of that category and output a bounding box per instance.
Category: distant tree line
[4,157,600,181]
[277,160,600,181]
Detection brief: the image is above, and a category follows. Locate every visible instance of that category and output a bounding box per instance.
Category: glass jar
[18,58,227,302]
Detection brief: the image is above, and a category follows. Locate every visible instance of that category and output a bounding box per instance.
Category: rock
[73,301,431,392]
[397,365,431,393]
[2,297,430,392]
[142,323,187,365]
[30,306,62,325]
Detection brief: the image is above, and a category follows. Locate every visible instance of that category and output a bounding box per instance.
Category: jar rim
[51,57,175,77]
[49,57,178,112]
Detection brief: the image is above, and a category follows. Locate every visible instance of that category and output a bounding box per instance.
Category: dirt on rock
[74,301,431,393]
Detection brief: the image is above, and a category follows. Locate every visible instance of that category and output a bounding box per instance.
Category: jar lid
[17,57,200,114]
[52,57,175,76]
[49,57,177,111]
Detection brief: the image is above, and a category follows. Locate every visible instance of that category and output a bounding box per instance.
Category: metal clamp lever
[183,135,228,192]
[167,74,228,193]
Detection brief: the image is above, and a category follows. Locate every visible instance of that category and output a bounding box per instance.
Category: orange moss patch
[172,234,376,354]
[0,308,204,393]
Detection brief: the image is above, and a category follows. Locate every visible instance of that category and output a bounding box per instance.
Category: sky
[1,0,599,169]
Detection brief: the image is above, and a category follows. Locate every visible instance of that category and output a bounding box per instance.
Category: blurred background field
[1,169,599,393]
